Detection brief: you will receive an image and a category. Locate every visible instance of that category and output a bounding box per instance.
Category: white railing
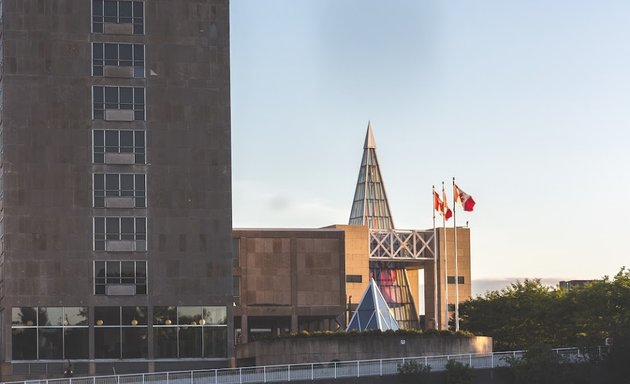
[3,347,590,384]
[369,229,435,260]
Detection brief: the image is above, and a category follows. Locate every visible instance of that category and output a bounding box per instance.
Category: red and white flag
[454,184,476,212]
[433,191,452,220]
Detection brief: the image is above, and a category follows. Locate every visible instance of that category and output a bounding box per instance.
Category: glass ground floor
[9,305,228,361]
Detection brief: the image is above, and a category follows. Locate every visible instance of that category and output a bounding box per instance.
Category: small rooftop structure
[347,279,400,331]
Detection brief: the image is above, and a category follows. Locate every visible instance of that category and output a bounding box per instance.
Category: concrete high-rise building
[0,0,233,379]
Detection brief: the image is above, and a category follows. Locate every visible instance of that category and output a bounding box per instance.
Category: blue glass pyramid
[346,279,400,331]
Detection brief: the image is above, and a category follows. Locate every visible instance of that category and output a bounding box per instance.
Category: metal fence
[3,347,586,384]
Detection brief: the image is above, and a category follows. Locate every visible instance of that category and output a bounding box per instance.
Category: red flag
[454,184,476,212]
[442,191,453,220]
[433,191,452,220]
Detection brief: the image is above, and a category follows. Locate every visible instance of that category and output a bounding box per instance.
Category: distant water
[418,277,565,314]
[471,278,562,297]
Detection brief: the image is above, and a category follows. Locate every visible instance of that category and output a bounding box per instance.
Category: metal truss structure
[369,229,435,261]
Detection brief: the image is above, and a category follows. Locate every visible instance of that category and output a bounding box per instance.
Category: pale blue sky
[230,1,630,281]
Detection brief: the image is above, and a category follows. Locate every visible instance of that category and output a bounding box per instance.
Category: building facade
[0,0,233,378]
[232,125,472,343]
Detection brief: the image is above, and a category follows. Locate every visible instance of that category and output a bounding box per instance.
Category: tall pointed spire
[349,122,395,229]
[364,120,376,149]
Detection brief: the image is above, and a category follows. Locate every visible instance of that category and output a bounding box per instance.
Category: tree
[445,360,474,384]
[506,343,591,384]
[397,360,431,384]
[459,268,630,352]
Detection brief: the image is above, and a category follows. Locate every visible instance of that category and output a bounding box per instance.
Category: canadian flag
[433,191,453,220]
[454,184,476,212]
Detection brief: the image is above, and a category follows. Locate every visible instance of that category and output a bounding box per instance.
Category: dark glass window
[152,306,227,359]
[94,261,148,295]
[123,327,148,358]
[179,328,202,358]
[93,217,147,251]
[11,307,88,360]
[93,0,144,34]
[94,327,120,359]
[154,327,177,358]
[89,42,145,76]
[94,307,148,359]
[38,328,63,359]
[447,276,465,284]
[12,328,37,360]
[93,86,145,120]
[93,130,146,164]
[64,328,89,359]
[95,307,120,326]
[346,275,363,283]
[204,327,227,358]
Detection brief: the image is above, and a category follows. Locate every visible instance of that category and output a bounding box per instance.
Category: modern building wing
[232,123,473,345]
[346,279,399,332]
[0,1,233,379]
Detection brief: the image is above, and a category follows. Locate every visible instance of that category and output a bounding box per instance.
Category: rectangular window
[233,277,240,306]
[153,306,227,359]
[93,130,146,164]
[94,306,148,359]
[447,276,465,284]
[93,43,145,77]
[93,217,146,251]
[94,261,147,295]
[346,275,363,283]
[447,304,456,312]
[11,307,88,360]
[94,173,146,208]
[93,86,145,121]
[232,238,240,268]
[92,0,144,35]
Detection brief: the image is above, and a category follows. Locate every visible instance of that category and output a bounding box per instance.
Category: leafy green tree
[459,268,630,351]
[397,360,431,384]
[506,343,591,384]
[445,360,474,384]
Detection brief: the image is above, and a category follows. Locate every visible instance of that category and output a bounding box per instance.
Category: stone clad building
[0,0,233,378]
[233,125,472,344]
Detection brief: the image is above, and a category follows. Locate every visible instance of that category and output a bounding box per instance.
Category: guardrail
[3,347,592,384]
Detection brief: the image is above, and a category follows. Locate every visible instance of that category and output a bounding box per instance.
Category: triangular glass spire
[346,279,400,332]
[348,122,395,229]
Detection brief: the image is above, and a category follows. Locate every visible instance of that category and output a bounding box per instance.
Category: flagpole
[442,181,448,330]
[432,186,439,330]
[453,177,460,332]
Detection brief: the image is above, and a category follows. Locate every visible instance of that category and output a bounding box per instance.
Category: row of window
[93,217,146,252]
[93,43,145,78]
[93,86,145,120]
[94,260,146,295]
[92,0,144,35]
[93,129,145,164]
[12,306,228,360]
[92,2,147,301]
[94,173,146,208]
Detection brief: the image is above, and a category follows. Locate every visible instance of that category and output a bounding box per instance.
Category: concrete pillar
[240,315,248,344]
[291,315,298,333]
